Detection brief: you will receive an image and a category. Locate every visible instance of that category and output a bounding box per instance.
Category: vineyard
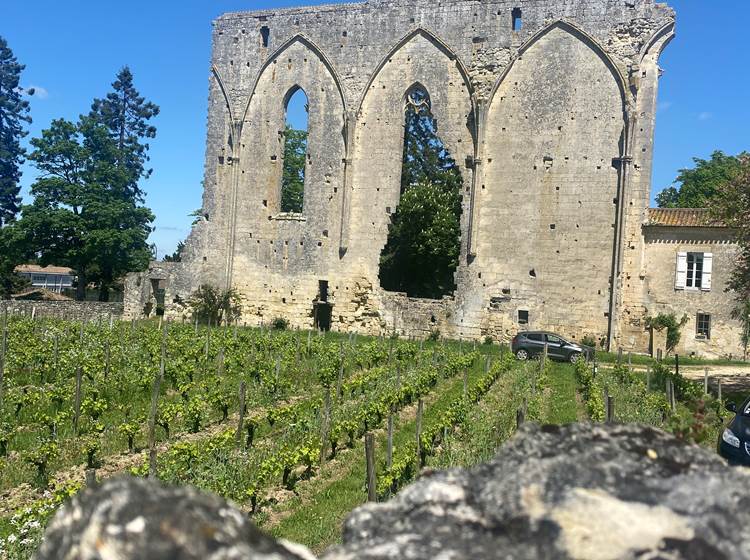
[0,313,732,558]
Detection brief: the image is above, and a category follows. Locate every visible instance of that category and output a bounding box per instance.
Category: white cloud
[698,111,712,121]
[657,101,672,113]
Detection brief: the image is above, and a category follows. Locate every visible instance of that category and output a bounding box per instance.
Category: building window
[280,86,309,213]
[686,252,704,289]
[696,313,711,339]
[32,275,46,285]
[260,26,270,48]
[518,309,529,324]
[675,251,713,291]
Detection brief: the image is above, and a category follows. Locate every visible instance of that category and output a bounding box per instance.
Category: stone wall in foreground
[37,423,750,560]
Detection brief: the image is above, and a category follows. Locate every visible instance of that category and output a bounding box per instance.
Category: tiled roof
[645,208,724,228]
[15,264,75,275]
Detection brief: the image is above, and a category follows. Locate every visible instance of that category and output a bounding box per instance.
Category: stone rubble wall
[0,300,123,323]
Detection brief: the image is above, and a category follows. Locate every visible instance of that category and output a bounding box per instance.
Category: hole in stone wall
[512,8,523,31]
[261,26,270,47]
[518,309,529,324]
[378,83,463,300]
[280,87,309,213]
[529,269,536,278]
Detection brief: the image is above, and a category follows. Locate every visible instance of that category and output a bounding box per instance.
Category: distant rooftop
[645,208,724,228]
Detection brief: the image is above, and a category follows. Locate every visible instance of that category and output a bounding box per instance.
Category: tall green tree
[379,86,463,299]
[0,36,31,226]
[280,125,307,213]
[19,117,154,300]
[656,151,748,208]
[709,154,750,352]
[89,66,159,199]
[0,36,33,298]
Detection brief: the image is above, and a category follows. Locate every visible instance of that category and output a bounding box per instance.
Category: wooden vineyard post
[607,396,615,422]
[387,413,393,470]
[388,337,393,364]
[516,407,525,430]
[320,389,331,464]
[104,340,111,380]
[603,387,609,421]
[675,354,680,377]
[416,399,423,466]
[365,432,377,502]
[73,366,83,436]
[541,343,548,373]
[216,348,225,376]
[718,379,723,406]
[85,468,97,488]
[336,354,344,399]
[307,330,312,355]
[617,347,622,366]
[235,381,246,448]
[0,310,6,411]
[627,352,632,372]
[147,323,168,478]
[463,369,468,400]
[646,367,651,390]
[419,338,423,351]
[704,368,709,395]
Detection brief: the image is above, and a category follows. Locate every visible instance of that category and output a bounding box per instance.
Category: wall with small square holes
[124,0,702,352]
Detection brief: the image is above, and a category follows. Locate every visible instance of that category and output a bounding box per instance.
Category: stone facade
[124,0,744,357]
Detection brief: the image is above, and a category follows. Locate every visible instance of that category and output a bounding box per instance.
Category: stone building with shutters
[122,0,746,358]
[638,208,744,359]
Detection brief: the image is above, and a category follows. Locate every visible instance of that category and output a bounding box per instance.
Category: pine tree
[89,66,159,200]
[0,36,32,227]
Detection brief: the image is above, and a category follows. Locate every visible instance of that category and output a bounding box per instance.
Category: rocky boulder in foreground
[36,423,750,559]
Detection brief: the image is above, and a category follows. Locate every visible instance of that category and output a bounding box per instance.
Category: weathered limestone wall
[0,300,123,322]
[642,227,744,359]
[125,0,696,351]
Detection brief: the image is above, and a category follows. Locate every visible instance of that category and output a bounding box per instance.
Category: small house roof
[15,264,75,275]
[645,208,724,228]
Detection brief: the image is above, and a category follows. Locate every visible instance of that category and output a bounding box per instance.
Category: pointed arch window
[378,83,463,299]
[280,87,309,214]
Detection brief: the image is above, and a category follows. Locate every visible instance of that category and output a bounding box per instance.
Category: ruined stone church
[125,0,745,358]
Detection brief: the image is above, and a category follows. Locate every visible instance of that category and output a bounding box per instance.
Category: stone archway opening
[378,84,463,299]
[280,86,309,213]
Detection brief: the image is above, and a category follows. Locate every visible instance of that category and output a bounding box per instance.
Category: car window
[546,335,563,344]
[744,401,750,416]
[526,334,543,342]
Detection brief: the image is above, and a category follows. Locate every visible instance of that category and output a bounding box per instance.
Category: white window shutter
[675,252,687,290]
[702,253,713,291]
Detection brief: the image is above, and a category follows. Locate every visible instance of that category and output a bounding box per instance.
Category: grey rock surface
[35,424,750,559]
[34,476,313,560]
[324,423,750,560]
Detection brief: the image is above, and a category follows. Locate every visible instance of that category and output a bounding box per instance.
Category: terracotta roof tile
[645,208,724,228]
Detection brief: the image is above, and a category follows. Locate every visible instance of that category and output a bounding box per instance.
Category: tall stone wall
[126,0,683,349]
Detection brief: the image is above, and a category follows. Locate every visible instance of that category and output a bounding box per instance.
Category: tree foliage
[163,240,185,263]
[187,284,243,326]
[646,313,688,353]
[655,151,748,208]
[19,117,154,300]
[280,125,307,213]
[708,154,750,327]
[379,85,462,299]
[0,36,32,227]
[88,66,159,199]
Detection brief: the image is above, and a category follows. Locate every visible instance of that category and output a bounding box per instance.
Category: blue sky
[3,0,748,258]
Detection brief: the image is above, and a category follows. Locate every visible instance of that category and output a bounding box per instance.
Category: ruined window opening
[378,83,463,299]
[518,310,529,324]
[280,87,309,213]
[512,8,522,31]
[318,280,329,302]
[260,26,270,47]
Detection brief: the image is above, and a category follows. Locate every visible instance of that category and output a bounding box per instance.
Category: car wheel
[569,352,582,364]
[516,349,529,361]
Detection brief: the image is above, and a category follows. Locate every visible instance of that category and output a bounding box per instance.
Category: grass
[595,350,747,367]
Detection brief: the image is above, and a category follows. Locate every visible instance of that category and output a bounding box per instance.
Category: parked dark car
[511,331,594,363]
[718,398,750,466]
